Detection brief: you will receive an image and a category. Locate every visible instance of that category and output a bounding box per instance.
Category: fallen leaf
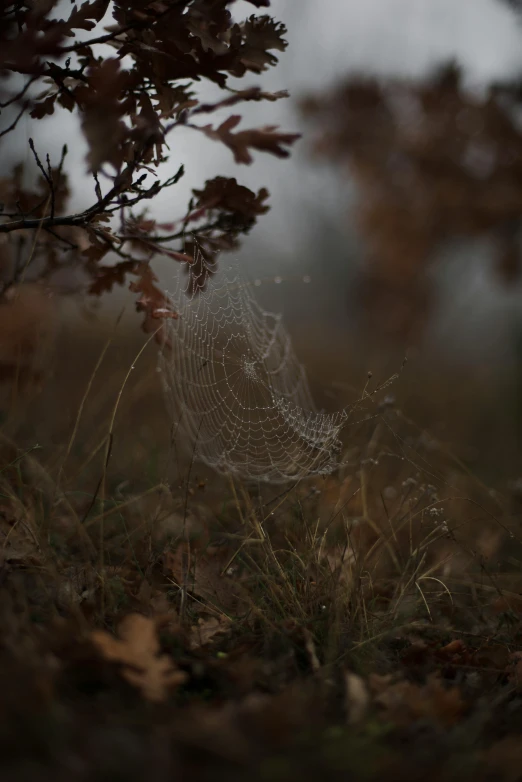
[190,615,231,649]
[91,613,187,702]
[370,672,465,728]
[164,543,248,612]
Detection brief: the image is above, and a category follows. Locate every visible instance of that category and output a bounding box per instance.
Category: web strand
[159,254,347,484]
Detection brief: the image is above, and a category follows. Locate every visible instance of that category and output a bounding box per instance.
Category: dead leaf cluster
[0,0,299,343]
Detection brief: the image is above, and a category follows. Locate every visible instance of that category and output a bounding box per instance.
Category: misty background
[16,0,519,353]
[5,0,522,479]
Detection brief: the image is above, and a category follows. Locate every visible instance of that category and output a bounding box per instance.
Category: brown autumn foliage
[0,0,299,350]
[301,63,522,340]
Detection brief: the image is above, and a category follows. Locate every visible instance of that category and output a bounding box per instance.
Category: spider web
[159,254,347,484]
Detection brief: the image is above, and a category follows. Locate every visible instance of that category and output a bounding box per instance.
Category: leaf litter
[91,614,187,702]
[1,386,522,780]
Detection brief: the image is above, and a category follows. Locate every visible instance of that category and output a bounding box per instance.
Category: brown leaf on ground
[90,613,187,702]
[135,580,178,619]
[190,615,232,649]
[370,672,465,727]
[149,591,175,617]
[164,543,248,612]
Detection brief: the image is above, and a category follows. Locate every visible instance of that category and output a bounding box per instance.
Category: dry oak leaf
[91,613,187,702]
[190,615,232,650]
[200,115,300,164]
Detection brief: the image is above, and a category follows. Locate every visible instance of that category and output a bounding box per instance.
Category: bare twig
[0,75,38,108]
[57,25,136,54]
[0,103,27,138]
[28,138,51,186]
